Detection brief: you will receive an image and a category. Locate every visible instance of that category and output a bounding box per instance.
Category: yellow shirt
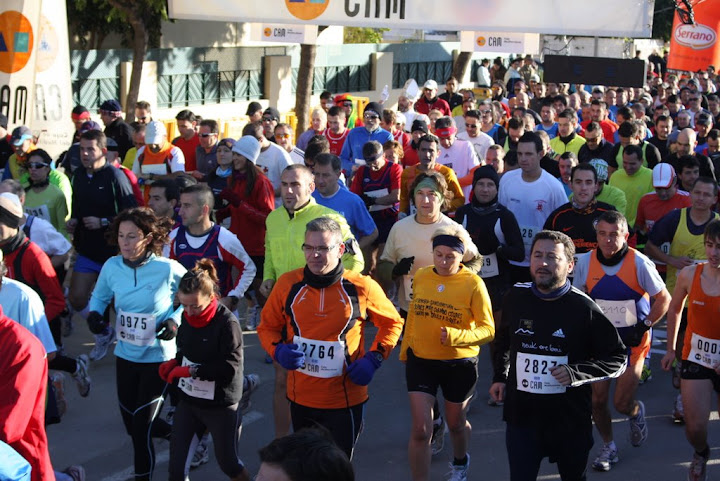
[400,265,494,361]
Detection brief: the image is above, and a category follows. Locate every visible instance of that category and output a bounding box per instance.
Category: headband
[432,235,465,255]
[413,177,442,199]
[72,112,91,121]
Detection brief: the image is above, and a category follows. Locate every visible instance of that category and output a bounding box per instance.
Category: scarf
[216,166,232,178]
[303,261,344,289]
[185,296,218,328]
[596,243,629,267]
[531,279,572,300]
[0,230,26,255]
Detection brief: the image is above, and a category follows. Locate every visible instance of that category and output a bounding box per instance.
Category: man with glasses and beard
[340,102,393,179]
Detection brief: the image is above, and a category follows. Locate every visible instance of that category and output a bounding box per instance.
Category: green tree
[344,27,389,44]
[653,0,678,42]
[67,0,167,121]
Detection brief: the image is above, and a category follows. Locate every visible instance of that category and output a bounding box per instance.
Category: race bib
[688,333,720,370]
[519,224,539,248]
[595,299,638,328]
[294,335,346,378]
[403,274,415,302]
[653,241,671,266]
[480,252,499,278]
[141,163,168,176]
[116,310,156,346]
[365,188,391,212]
[178,357,215,400]
[24,204,51,222]
[516,353,568,394]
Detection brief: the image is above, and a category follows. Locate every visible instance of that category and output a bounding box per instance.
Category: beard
[531,271,563,291]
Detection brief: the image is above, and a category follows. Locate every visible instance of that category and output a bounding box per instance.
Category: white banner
[33,0,74,159]
[461,31,540,55]
[169,0,654,37]
[250,23,318,44]
[0,1,41,131]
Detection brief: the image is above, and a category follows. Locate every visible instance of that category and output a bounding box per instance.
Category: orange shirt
[683,263,720,361]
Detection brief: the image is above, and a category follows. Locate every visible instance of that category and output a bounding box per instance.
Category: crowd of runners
[1,52,720,481]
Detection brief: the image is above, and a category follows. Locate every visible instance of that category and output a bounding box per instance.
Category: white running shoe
[89,327,116,361]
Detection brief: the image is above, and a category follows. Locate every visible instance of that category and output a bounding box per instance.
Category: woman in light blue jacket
[87,207,186,481]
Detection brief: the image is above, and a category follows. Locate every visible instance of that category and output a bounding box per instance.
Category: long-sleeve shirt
[89,254,186,363]
[339,127,393,175]
[400,266,494,360]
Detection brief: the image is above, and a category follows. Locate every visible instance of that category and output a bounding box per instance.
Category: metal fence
[292,63,372,94]
[72,78,120,111]
[392,60,453,89]
[157,68,263,108]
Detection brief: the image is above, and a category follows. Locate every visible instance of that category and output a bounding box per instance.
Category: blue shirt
[339,127,393,176]
[313,188,377,239]
[89,254,186,363]
[0,277,56,354]
[536,122,559,139]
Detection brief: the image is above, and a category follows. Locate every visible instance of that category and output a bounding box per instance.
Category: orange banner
[667,0,720,72]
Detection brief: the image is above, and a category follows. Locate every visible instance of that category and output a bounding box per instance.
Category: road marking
[100,410,264,481]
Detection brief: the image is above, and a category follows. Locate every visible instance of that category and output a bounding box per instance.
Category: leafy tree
[653,0,678,41]
[344,27,389,44]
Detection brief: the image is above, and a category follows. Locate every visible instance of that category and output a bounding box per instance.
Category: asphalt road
[48,318,719,481]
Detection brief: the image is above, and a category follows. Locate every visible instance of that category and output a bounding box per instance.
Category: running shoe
[89,326,116,361]
[688,451,708,481]
[639,365,652,384]
[72,354,91,397]
[430,418,446,456]
[592,442,619,471]
[190,437,210,469]
[673,394,685,424]
[247,305,261,330]
[63,465,86,481]
[629,400,648,447]
[240,373,260,414]
[446,453,470,481]
[51,372,67,418]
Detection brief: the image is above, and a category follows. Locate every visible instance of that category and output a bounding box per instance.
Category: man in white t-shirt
[498,131,568,282]
[242,122,293,206]
[457,110,493,163]
[434,116,480,201]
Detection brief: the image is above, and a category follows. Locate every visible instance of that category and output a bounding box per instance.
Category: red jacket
[415,96,451,116]
[3,235,65,321]
[0,306,54,481]
[222,171,275,257]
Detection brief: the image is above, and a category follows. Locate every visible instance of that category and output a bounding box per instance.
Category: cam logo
[286,0,329,21]
[264,28,272,37]
[0,10,34,74]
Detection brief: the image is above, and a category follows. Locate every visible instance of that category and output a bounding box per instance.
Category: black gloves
[392,256,415,278]
[156,319,179,341]
[87,311,108,335]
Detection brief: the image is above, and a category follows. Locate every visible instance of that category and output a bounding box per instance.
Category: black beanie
[364,102,383,116]
[472,165,500,189]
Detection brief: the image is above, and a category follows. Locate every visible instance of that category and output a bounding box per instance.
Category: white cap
[395,112,407,125]
[145,121,167,145]
[652,163,675,188]
[423,79,438,90]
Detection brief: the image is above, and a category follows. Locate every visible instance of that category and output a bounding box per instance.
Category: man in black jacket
[99,99,133,159]
[490,230,626,481]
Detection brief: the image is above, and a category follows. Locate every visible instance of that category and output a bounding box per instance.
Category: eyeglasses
[364,114,379,120]
[465,124,478,129]
[199,133,216,138]
[275,133,291,139]
[301,243,337,254]
[28,162,49,169]
[479,110,492,116]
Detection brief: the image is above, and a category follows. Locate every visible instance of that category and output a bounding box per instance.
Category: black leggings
[48,316,78,374]
[168,400,245,481]
[116,357,172,481]
[290,401,364,459]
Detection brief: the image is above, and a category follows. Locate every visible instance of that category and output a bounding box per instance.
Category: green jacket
[21,169,73,217]
[263,198,364,282]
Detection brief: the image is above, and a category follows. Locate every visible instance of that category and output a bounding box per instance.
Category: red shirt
[402,143,419,167]
[635,190,692,233]
[580,119,619,141]
[393,130,411,149]
[350,162,403,196]
[323,128,350,156]
[415,96,451,116]
[172,134,200,172]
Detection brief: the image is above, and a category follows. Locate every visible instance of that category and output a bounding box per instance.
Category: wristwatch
[190,365,200,379]
[100,218,109,228]
[643,319,653,328]
[369,351,384,364]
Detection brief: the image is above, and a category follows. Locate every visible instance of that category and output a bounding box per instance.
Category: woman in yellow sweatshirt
[400,224,495,481]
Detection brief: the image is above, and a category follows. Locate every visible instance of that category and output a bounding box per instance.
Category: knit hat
[99,99,123,112]
[588,158,609,182]
[472,165,500,189]
[80,120,102,133]
[232,135,261,163]
[364,102,383,117]
[411,119,429,134]
[0,192,23,229]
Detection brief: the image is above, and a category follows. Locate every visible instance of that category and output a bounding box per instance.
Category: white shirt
[498,168,568,266]
[477,65,491,87]
[256,143,293,204]
[24,214,72,256]
[437,138,480,201]
[457,130,493,163]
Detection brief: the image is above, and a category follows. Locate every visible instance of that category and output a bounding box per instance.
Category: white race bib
[178,357,215,400]
[688,333,720,369]
[480,252,499,278]
[596,299,638,327]
[516,352,568,394]
[141,163,168,176]
[24,204,51,222]
[365,188,391,212]
[403,274,415,302]
[294,335,346,378]
[519,224,539,249]
[116,310,156,346]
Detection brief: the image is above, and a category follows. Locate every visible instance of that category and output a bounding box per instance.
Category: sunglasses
[28,162,49,169]
[199,133,216,138]
[364,114,379,120]
[262,117,276,122]
[275,133,290,139]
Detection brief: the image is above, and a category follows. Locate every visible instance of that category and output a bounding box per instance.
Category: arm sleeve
[444,279,495,347]
[399,169,411,214]
[167,261,187,324]
[351,196,377,237]
[256,277,290,357]
[195,318,243,383]
[132,148,143,175]
[444,169,466,211]
[55,171,73,215]
[566,305,627,387]
[169,148,185,172]
[364,277,404,357]
[646,144,661,168]
[88,262,115,314]
[499,210,526,262]
[235,177,275,226]
[218,228,257,299]
[349,167,365,195]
